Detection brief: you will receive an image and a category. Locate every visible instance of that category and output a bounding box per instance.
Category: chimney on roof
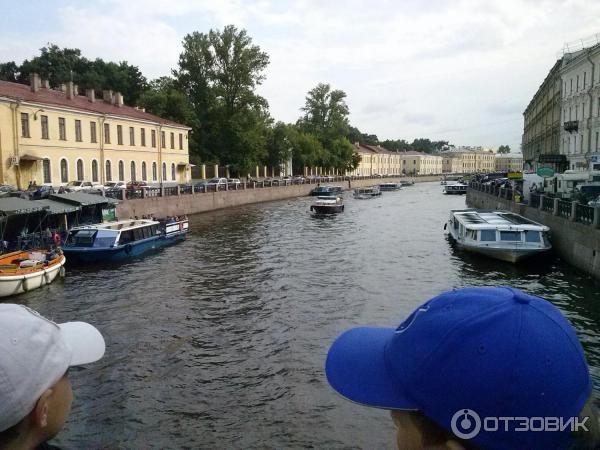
[86,89,95,102]
[29,73,41,92]
[115,92,124,107]
[102,89,113,104]
[41,79,50,89]
[66,81,75,100]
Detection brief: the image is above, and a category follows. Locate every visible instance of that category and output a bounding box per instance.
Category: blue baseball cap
[325,287,592,450]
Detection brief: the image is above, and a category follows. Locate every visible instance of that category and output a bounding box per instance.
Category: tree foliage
[498,145,511,154]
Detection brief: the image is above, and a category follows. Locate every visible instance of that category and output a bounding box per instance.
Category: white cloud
[1,0,600,149]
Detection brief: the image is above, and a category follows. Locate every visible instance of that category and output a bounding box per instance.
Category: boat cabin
[66,219,160,248]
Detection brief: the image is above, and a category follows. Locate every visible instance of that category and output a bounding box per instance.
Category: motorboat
[441,175,462,185]
[400,180,415,187]
[353,186,382,199]
[310,196,344,214]
[62,217,188,263]
[445,209,551,263]
[309,185,343,196]
[379,182,401,192]
[443,182,468,194]
[0,249,65,297]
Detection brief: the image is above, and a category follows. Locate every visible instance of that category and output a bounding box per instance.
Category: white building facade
[560,43,600,171]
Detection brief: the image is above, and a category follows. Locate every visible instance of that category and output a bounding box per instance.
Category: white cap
[0,304,105,432]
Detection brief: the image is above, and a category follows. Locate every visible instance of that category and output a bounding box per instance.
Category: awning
[177,162,195,167]
[50,192,119,207]
[19,154,45,161]
[0,197,48,216]
[31,199,79,214]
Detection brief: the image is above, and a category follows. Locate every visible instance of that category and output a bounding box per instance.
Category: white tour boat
[443,182,468,195]
[445,209,551,263]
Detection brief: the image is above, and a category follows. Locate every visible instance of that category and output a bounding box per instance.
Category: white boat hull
[0,256,66,297]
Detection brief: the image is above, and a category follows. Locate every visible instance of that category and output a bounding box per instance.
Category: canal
[16,181,600,449]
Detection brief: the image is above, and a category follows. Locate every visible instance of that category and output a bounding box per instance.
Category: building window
[118,161,124,181]
[596,132,599,151]
[151,130,156,147]
[106,160,112,182]
[577,75,580,91]
[161,131,166,148]
[130,161,136,181]
[179,133,183,150]
[43,159,51,184]
[141,128,146,147]
[129,127,135,146]
[170,132,174,149]
[58,117,66,140]
[104,123,111,144]
[142,161,147,181]
[75,119,82,142]
[162,162,167,181]
[76,159,84,181]
[171,163,176,180]
[90,122,97,143]
[570,78,573,93]
[152,162,157,181]
[92,160,98,182]
[60,159,68,183]
[20,113,30,138]
[584,72,587,88]
[41,115,49,139]
[117,125,123,145]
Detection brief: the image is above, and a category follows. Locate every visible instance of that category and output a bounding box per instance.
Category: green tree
[0,62,19,82]
[299,83,350,144]
[347,126,378,145]
[498,145,511,154]
[175,25,270,174]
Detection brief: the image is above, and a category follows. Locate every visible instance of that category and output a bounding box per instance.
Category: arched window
[105,160,112,182]
[43,159,51,184]
[92,160,98,182]
[60,159,68,183]
[171,163,176,181]
[76,159,84,181]
[141,161,147,181]
[152,162,157,181]
[118,161,124,181]
[162,162,167,181]
[130,161,136,182]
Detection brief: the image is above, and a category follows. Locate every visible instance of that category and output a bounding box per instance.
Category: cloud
[2,0,600,150]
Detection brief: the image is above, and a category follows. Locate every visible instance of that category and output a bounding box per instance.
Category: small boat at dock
[443,182,468,195]
[379,182,401,191]
[309,185,343,196]
[353,186,382,199]
[445,209,551,263]
[0,249,65,297]
[62,217,188,263]
[310,196,344,214]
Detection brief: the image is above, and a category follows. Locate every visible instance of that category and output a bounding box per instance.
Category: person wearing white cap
[0,304,105,450]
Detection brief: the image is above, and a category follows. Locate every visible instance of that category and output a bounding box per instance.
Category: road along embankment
[116,176,441,218]
[467,187,600,281]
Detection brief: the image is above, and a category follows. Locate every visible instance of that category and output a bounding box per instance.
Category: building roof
[31,199,79,214]
[495,153,524,159]
[0,80,189,129]
[50,192,118,207]
[0,197,48,216]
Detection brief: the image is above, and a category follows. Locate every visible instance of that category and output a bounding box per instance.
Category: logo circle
[451,409,481,440]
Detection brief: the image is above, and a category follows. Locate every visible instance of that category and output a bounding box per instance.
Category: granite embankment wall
[467,188,600,281]
[116,176,440,218]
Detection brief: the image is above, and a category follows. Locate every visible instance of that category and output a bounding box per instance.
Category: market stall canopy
[31,199,79,214]
[50,192,118,207]
[0,197,48,216]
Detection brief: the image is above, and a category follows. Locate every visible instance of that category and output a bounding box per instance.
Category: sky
[1,0,600,151]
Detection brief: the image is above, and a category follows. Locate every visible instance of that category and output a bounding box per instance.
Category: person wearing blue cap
[325,287,600,450]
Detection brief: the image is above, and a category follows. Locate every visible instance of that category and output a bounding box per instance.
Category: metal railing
[557,199,571,219]
[530,193,540,208]
[575,203,594,225]
[542,196,555,212]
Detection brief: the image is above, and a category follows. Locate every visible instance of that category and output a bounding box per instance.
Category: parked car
[227,178,242,188]
[205,177,228,190]
[126,181,148,190]
[104,181,126,190]
[64,181,101,192]
[30,185,55,200]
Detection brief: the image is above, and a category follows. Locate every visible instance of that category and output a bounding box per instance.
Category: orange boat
[0,250,66,297]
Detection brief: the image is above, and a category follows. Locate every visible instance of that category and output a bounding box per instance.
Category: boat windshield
[94,230,119,248]
[525,230,541,243]
[500,231,522,241]
[480,229,496,241]
[68,229,119,248]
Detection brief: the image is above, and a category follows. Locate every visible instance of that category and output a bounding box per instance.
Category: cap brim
[59,322,106,366]
[325,327,417,410]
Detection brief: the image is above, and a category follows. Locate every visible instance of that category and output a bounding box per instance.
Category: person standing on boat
[325,287,599,449]
[0,304,105,450]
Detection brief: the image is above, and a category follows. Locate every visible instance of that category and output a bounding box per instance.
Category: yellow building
[348,144,442,176]
[398,151,443,175]
[0,74,191,189]
[494,154,524,172]
[440,149,496,173]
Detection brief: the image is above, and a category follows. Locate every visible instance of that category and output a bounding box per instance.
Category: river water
[14,181,600,449]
